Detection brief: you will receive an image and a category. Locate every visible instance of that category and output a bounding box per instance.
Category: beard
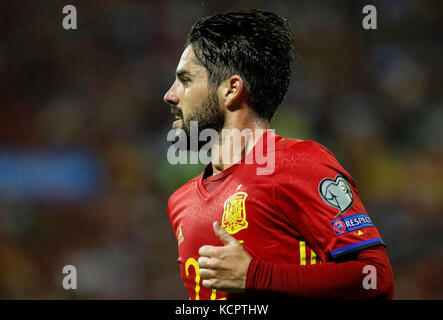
[173,87,225,151]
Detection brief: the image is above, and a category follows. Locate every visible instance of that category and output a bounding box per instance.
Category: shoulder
[273,135,355,188]
[167,173,201,210]
[275,136,338,167]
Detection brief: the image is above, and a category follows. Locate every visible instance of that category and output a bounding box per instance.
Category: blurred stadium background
[0,0,441,299]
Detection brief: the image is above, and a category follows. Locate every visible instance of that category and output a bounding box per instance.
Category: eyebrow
[176,69,193,78]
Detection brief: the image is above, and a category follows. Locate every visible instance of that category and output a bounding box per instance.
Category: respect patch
[331,213,374,235]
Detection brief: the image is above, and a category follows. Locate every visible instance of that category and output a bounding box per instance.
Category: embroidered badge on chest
[319,174,354,217]
[221,191,248,234]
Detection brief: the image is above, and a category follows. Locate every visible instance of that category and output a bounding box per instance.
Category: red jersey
[167,130,385,300]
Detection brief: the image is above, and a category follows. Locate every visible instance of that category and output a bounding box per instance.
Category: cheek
[183,86,208,111]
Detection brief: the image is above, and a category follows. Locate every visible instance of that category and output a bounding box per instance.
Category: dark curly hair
[186,9,296,121]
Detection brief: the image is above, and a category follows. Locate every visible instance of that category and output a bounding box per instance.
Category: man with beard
[164,9,394,300]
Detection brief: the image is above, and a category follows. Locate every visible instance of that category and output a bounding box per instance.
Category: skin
[198,221,252,293]
[163,45,269,293]
[164,45,269,174]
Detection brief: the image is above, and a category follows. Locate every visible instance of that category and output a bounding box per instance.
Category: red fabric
[246,245,394,299]
[273,139,385,262]
[168,131,394,299]
[201,165,228,193]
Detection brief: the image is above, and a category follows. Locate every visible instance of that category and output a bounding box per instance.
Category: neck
[210,118,269,175]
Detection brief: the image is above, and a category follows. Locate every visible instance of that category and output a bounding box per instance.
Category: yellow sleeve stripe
[310,250,317,265]
[300,240,322,265]
[299,241,306,265]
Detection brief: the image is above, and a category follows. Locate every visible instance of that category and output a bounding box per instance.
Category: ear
[220,75,246,111]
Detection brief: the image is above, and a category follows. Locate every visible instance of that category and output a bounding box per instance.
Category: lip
[170,105,183,128]
[173,119,183,129]
[170,105,182,117]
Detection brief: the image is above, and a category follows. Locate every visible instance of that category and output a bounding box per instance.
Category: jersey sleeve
[274,141,385,262]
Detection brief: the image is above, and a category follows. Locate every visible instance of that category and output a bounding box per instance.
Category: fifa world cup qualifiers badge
[319,174,354,217]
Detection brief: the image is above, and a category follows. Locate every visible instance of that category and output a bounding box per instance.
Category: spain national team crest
[221,192,248,234]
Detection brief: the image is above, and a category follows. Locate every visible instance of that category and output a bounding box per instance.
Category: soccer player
[164,9,394,300]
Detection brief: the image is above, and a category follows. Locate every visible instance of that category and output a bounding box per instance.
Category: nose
[163,82,179,106]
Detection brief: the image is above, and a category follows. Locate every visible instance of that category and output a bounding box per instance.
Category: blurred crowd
[0,0,441,299]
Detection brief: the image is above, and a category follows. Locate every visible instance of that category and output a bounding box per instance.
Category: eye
[180,77,190,86]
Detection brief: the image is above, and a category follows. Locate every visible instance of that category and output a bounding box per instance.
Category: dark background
[0,0,441,299]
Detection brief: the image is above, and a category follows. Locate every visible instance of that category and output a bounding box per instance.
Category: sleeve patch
[319,174,353,216]
[331,213,374,235]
